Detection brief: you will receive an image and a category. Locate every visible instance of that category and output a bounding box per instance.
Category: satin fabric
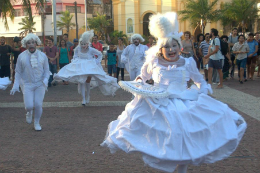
[0,77,11,90]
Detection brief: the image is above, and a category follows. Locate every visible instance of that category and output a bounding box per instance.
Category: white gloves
[43,78,48,88]
[10,88,19,95]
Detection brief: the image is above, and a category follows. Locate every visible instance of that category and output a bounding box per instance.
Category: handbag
[234,45,244,64]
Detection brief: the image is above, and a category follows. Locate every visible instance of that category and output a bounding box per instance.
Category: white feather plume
[79,30,94,43]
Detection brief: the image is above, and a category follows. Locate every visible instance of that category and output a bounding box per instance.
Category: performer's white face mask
[161,39,180,62]
[80,41,89,50]
[26,39,37,53]
[133,39,140,46]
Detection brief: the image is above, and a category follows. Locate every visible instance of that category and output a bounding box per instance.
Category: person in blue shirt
[105,44,117,78]
[246,33,258,80]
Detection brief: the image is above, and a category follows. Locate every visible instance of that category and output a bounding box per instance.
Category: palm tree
[56,10,76,33]
[0,0,15,30]
[109,30,128,45]
[18,16,36,37]
[87,13,112,39]
[220,0,259,33]
[178,0,220,34]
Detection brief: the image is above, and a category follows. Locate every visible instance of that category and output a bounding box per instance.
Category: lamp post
[85,0,87,31]
[74,1,78,39]
[52,0,57,45]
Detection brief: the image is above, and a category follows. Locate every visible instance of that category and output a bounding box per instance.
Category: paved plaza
[0,70,260,173]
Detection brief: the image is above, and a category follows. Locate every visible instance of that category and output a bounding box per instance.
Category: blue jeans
[108,64,117,75]
[49,64,57,85]
[237,58,247,79]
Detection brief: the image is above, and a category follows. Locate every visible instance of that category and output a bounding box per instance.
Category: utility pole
[74,1,78,39]
[85,0,87,31]
[52,0,57,45]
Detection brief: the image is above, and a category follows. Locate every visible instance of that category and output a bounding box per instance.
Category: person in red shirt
[92,35,103,52]
[69,39,79,57]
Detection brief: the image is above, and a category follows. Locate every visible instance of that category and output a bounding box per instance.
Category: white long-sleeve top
[73,46,102,63]
[12,50,50,91]
[121,44,148,72]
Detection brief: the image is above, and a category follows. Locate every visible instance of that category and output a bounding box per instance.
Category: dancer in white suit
[101,12,247,173]
[54,30,119,105]
[121,34,148,81]
[10,33,50,131]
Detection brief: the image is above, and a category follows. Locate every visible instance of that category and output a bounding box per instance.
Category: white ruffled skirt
[101,93,247,172]
[0,77,11,90]
[54,58,119,96]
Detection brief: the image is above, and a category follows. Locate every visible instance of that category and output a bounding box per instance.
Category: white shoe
[26,112,32,124]
[82,98,86,105]
[34,123,42,131]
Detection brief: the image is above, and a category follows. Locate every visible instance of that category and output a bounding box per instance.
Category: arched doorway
[143,13,153,36]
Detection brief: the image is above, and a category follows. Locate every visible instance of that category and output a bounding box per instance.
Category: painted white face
[161,39,180,62]
[80,41,89,50]
[26,39,37,53]
[133,38,140,46]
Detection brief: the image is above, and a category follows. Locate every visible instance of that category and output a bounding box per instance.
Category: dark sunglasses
[50,48,52,52]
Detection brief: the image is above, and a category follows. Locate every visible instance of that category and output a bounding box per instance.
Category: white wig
[131,34,145,43]
[79,30,94,44]
[145,12,183,62]
[21,33,42,48]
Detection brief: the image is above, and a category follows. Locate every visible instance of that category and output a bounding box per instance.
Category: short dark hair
[211,28,218,36]
[232,28,238,31]
[184,31,191,38]
[59,39,67,47]
[118,37,124,41]
[248,33,255,37]
[238,35,245,40]
[220,35,228,41]
[63,33,68,37]
[205,33,210,37]
[109,43,114,46]
[48,38,53,42]
[197,34,205,42]
[93,35,98,39]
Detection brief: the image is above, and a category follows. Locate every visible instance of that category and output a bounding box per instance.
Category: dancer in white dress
[101,12,247,173]
[10,33,50,131]
[54,30,119,105]
[121,34,148,81]
[0,77,11,90]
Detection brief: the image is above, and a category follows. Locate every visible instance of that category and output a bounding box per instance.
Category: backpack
[213,38,228,56]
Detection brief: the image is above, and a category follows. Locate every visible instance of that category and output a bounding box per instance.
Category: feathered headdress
[79,30,94,44]
[131,34,145,43]
[21,33,42,48]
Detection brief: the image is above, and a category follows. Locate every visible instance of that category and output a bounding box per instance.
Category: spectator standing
[146,36,155,48]
[116,38,125,81]
[246,33,258,80]
[204,28,224,89]
[105,44,117,78]
[92,35,103,52]
[199,33,211,81]
[58,39,70,85]
[181,31,197,61]
[194,34,204,69]
[228,28,239,79]
[63,33,73,49]
[232,35,249,84]
[255,32,260,77]
[0,36,12,78]
[220,35,232,80]
[11,37,22,82]
[43,38,59,87]
[69,39,79,57]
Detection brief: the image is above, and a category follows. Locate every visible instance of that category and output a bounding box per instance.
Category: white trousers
[129,68,141,81]
[23,84,45,124]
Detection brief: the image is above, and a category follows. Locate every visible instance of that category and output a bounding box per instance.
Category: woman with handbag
[232,35,249,84]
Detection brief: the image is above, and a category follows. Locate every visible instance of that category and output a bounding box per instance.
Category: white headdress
[21,33,42,48]
[79,30,94,44]
[131,34,145,43]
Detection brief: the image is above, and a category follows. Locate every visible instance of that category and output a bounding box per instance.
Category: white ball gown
[54,46,119,96]
[0,77,11,90]
[101,56,247,173]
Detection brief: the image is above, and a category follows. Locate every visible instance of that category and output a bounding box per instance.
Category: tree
[220,0,259,33]
[178,0,220,34]
[18,16,36,37]
[87,13,112,39]
[56,10,76,33]
[109,30,128,45]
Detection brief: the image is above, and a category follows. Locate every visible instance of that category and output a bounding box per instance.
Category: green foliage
[108,30,128,45]
[0,0,15,30]
[220,0,259,33]
[18,16,36,36]
[56,10,76,33]
[178,0,220,33]
[87,13,112,38]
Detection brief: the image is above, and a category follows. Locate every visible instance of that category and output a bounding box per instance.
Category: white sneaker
[34,123,42,131]
[82,98,86,105]
[26,112,32,124]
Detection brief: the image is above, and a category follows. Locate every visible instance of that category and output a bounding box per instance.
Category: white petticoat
[54,58,119,96]
[0,77,12,90]
[101,93,247,172]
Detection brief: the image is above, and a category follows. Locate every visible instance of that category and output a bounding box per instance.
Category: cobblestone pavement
[0,71,259,173]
